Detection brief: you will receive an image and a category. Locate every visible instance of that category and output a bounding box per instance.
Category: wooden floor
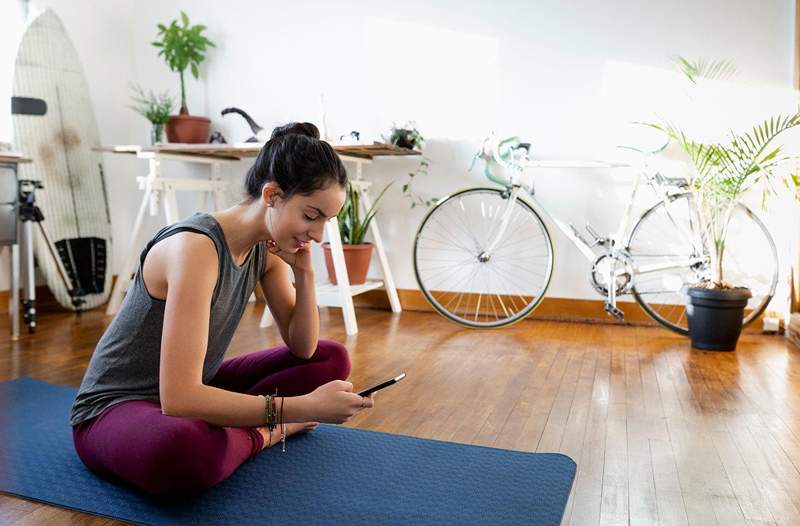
[2,304,800,525]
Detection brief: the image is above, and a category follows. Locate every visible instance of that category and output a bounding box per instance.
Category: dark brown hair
[244,122,347,200]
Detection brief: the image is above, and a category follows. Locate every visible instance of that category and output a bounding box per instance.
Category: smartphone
[358,373,406,397]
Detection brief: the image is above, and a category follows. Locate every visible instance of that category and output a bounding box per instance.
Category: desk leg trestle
[105,184,152,315]
[9,243,20,339]
[211,162,225,212]
[164,185,179,225]
[326,216,358,335]
[357,184,401,314]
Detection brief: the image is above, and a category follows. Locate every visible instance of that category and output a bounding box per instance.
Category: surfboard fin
[55,237,107,296]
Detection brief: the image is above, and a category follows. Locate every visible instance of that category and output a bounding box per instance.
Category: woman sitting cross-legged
[70,122,374,498]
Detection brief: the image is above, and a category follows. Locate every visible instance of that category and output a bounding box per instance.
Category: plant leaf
[674,56,736,83]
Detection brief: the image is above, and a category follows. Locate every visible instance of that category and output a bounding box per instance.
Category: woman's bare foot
[257,422,320,450]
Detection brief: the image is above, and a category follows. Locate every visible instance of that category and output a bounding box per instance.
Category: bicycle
[412,133,778,333]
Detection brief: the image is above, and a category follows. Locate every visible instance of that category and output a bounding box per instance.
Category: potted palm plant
[152,11,215,143]
[651,60,800,350]
[323,182,391,285]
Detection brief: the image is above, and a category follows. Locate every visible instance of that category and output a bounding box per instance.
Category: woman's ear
[261,182,282,207]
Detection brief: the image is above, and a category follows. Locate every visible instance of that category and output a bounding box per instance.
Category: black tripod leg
[35,221,84,312]
[20,220,37,333]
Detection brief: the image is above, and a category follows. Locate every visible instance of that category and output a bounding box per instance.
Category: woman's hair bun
[244,121,347,200]
[270,122,320,140]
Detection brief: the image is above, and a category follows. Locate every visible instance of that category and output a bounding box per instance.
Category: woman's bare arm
[259,255,319,360]
[153,233,315,426]
[150,232,367,426]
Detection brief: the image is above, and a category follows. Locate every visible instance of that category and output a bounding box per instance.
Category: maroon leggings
[72,340,350,498]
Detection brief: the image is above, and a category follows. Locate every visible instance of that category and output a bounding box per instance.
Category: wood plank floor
[1,304,800,525]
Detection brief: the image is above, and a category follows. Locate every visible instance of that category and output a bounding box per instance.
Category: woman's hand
[303,380,375,424]
[267,240,314,274]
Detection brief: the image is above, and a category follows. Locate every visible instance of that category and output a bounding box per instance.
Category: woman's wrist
[282,394,313,423]
[293,269,315,286]
[293,267,314,280]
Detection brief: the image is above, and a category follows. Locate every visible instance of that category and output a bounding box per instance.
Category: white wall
[1,0,795,305]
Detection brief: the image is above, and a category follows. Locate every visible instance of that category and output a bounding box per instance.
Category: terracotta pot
[322,242,373,285]
[165,115,211,143]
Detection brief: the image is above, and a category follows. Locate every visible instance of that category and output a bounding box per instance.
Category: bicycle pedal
[604,303,625,320]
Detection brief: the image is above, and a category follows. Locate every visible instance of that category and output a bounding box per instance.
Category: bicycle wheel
[413,188,554,328]
[627,192,778,335]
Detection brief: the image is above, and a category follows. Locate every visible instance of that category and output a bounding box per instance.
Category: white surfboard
[12,9,113,310]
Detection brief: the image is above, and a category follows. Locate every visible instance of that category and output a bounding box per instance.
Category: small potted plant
[387,121,424,150]
[128,84,174,144]
[387,121,432,207]
[152,11,215,143]
[652,58,800,350]
[323,182,391,285]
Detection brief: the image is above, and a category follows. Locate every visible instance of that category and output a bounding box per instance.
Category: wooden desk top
[0,154,32,164]
[96,142,421,161]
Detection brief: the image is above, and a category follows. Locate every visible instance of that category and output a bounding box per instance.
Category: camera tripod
[17,179,85,333]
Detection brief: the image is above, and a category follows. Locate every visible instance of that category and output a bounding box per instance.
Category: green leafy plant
[151,11,215,115]
[127,83,174,125]
[647,57,800,287]
[385,121,432,207]
[337,182,392,244]
[401,157,436,208]
[387,121,424,150]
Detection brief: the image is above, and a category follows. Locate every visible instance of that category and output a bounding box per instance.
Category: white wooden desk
[99,143,415,335]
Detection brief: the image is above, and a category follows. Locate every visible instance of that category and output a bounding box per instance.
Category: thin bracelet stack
[280,395,286,452]
[262,389,287,452]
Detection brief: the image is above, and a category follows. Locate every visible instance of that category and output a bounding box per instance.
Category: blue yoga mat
[0,377,576,525]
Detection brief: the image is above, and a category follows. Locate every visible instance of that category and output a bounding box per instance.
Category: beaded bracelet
[263,394,276,431]
[280,395,286,452]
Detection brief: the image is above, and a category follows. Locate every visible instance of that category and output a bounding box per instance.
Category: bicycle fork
[480,185,524,259]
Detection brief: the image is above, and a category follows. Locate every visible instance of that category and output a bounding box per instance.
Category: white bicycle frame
[482,134,707,310]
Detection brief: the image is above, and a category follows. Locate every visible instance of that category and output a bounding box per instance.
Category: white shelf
[316,280,385,307]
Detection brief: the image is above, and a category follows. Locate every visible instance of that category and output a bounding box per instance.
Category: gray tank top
[70,213,267,426]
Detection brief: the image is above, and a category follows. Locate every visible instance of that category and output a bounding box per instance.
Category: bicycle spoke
[487,261,538,307]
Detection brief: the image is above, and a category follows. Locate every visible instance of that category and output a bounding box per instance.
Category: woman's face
[265,182,346,252]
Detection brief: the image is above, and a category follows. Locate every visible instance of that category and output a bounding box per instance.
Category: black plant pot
[686,286,751,351]
[392,130,417,150]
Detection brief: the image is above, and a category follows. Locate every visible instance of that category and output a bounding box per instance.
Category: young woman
[70,122,374,498]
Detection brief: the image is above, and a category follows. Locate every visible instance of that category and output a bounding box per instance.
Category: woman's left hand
[268,240,314,273]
